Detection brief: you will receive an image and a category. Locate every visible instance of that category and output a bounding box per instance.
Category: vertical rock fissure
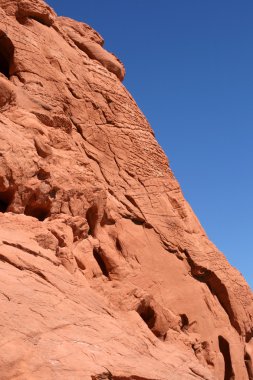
[0,32,14,79]
[244,351,253,380]
[218,336,235,380]
[93,247,109,278]
[86,205,99,236]
[0,188,14,213]
[180,314,189,332]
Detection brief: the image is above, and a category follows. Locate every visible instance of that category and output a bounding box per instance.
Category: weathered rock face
[0,1,252,379]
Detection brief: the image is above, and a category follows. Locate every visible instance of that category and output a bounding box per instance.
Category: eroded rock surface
[0,1,252,379]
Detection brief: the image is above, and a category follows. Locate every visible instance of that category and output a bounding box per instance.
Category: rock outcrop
[0,1,252,379]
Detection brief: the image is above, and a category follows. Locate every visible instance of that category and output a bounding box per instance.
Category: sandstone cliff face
[0,1,252,379]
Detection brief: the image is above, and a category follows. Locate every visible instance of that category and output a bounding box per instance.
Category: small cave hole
[137,303,156,331]
[0,32,14,79]
[0,198,9,213]
[86,205,98,236]
[93,248,109,278]
[218,336,235,380]
[24,204,50,221]
[37,169,50,181]
[49,187,58,199]
[29,16,48,26]
[0,189,14,213]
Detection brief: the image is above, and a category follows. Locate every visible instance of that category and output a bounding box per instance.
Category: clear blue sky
[47,0,253,289]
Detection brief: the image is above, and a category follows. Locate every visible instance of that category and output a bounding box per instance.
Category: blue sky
[47,0,253,289]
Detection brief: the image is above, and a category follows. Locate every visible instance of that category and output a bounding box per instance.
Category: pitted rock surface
[0,1,252,379]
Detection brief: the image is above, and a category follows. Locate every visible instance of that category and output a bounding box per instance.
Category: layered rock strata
[0,1,252,379]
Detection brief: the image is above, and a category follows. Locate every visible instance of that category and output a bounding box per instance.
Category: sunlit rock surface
[0,1,252,379]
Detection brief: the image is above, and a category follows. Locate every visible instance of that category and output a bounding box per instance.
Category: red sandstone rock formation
[0,1,252,379]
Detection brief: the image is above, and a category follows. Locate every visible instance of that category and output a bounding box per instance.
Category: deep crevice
[245,351,253,380]
[0,188,14,213]
[132,217,145,225]
[86,205,99,236]
[93,247,109,278]
[0,32,14,79]
[24,204,51,221]
[29,16,49,26]
[15,15,27,25]
[180,314,189,332]
[218,336,235,380]
[246,331,253,344]
[137,302,156,332]
[115,238,122,252]
[125,194,140,210]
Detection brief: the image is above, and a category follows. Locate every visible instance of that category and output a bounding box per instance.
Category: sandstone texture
[0,1,252,379]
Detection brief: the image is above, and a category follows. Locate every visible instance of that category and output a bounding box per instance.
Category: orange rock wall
[0,1,252,379]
